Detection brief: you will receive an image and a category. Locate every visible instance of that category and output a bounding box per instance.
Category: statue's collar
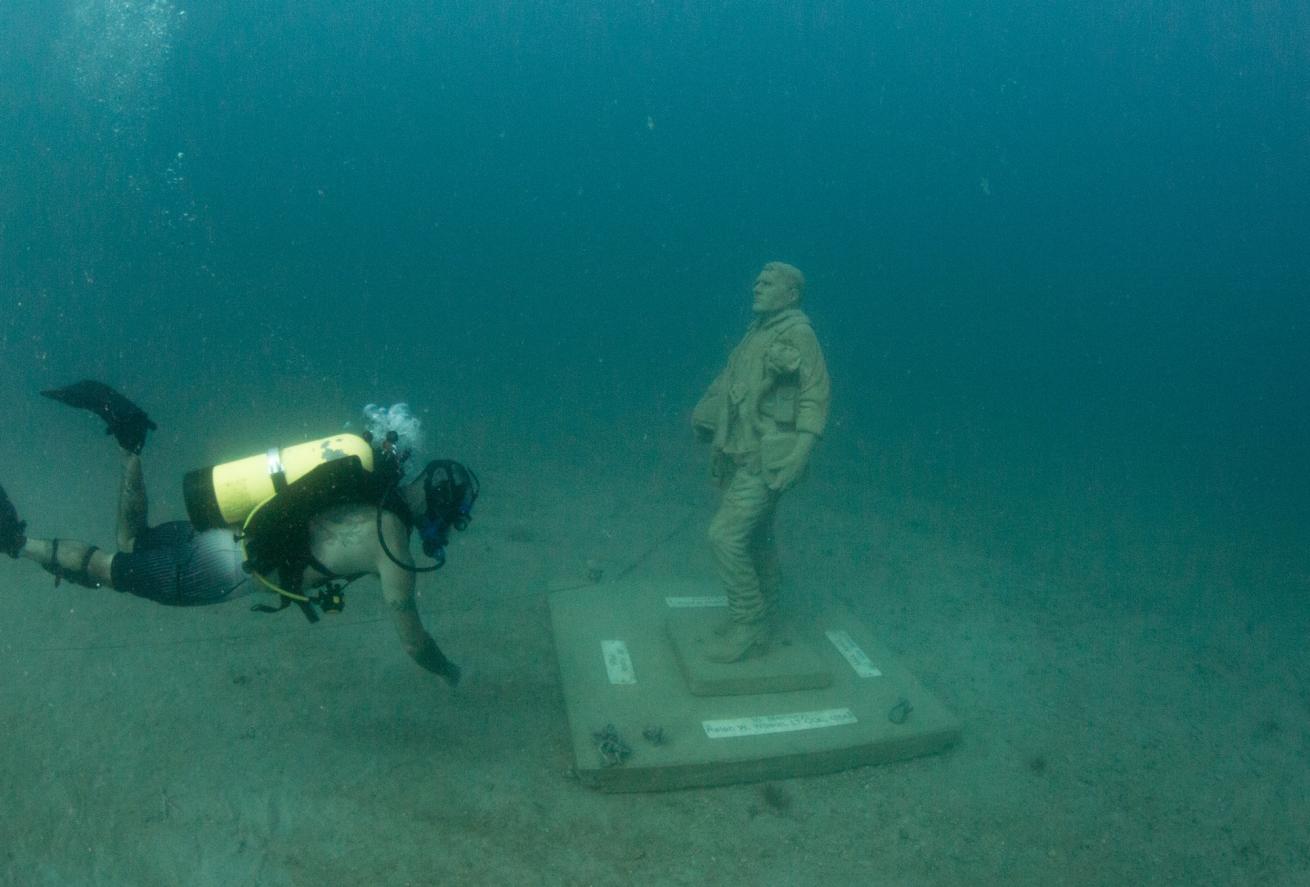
[751,307,807,332]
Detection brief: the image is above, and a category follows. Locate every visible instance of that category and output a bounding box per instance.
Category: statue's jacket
[693,307,831,478]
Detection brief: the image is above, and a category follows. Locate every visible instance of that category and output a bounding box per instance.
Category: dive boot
[41,380,156,453]
[703,620,770,663]
[0,484,27,559]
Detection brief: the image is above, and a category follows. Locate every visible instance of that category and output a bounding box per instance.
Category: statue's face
[751,268,796,314]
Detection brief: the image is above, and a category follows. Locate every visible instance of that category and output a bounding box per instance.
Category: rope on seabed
[532,503,701,593]
[614,503,700,581]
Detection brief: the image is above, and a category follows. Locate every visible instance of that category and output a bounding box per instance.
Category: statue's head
[751,262,805,314]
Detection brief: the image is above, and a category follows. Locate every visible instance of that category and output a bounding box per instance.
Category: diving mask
[416,459,479,566]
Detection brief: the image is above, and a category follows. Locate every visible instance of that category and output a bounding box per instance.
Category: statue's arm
[794,329,831,437]
[692,366,729,439]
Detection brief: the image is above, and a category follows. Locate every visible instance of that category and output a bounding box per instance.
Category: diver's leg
[19,537,115,587]
[116,451,148,553]
[2,485,112,587]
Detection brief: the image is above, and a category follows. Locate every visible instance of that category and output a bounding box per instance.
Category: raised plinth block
[664,607,833,697]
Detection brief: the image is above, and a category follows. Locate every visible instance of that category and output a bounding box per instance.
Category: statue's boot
[712,577,780,640]
[703,618,770,663]
[711,608,776,637]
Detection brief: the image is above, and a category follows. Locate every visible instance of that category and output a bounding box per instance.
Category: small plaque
[826,629,882,678]
[600,640,636,685]
[665,596,728,608]
[703,708,858,739]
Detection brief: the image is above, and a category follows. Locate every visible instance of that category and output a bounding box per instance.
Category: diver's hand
[414,635,461,687]
[437,659,462,689]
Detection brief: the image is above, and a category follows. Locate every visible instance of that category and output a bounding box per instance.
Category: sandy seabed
[2,408,1307,886]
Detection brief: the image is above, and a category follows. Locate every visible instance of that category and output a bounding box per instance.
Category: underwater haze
[2,1,1309,885]
[3,2,1308,466]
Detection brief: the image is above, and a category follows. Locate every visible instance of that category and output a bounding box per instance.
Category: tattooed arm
[376,511,461,686]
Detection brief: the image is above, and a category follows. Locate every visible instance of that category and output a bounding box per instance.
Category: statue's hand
[694,423,714,443]
[767,432,816,492]
[768,452,807,492]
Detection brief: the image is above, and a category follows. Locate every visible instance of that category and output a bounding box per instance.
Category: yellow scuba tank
[184,433,374,530]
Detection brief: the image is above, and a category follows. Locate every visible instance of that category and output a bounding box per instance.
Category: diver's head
[361,402,426,498]
[401,460,479,566]
[751,261,805,314]
[362,402,424,466]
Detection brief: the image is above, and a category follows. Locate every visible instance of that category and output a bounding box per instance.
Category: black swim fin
[41,380,157,454]
[0,484,26,559]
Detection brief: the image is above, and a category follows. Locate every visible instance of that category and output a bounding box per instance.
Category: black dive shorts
[110,521,248,605]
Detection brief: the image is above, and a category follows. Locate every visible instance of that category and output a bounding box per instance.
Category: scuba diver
[0,381,475,687]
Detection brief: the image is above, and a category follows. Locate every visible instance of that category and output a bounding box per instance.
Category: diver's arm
[377,513,461,687]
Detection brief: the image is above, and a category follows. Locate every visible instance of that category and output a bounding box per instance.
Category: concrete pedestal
[549,580,961,792]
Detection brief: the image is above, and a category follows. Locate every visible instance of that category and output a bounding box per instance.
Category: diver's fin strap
[44,541,101,589]
[70,545,101,589]
[49,538,62,587]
